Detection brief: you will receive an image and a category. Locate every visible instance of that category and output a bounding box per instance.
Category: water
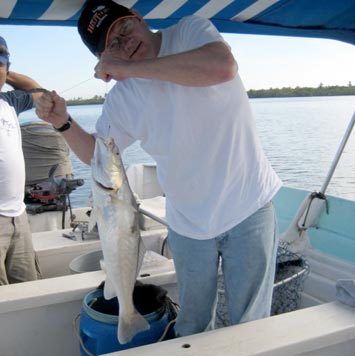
[252,96,355,200]
[19,96,355,207]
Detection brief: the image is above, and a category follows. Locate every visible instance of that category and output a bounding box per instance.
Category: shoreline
[66,87,355,106]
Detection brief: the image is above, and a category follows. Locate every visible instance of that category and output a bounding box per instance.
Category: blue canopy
[1,0,355,46]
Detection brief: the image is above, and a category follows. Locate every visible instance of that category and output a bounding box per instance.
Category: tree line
[67,95,105,106]
[67,83,355,105]
[248,83,355,98]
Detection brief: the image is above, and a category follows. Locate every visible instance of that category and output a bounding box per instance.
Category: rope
[299,191,328,230]
[157,318,176,342]
[157,297,180,342]
[72,313,96,356]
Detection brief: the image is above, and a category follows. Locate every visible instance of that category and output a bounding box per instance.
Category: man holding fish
[36,0,282,339]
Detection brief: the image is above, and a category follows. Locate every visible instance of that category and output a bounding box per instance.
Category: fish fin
[118,310,150,344]
[103,276,117,299]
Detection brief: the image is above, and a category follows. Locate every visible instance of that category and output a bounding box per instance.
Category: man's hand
[36,90,96,165]
[35,90,69,128]
[94,52,131,82]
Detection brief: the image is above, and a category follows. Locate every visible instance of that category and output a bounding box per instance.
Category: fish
[89,136,149,344]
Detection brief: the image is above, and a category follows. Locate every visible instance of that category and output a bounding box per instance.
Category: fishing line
[29,75,111,98]
[58,75,111,96]
[58,77,95,95]
[27,77,95,96]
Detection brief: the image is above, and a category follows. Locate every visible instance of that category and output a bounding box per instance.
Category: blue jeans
[167,201,278,336]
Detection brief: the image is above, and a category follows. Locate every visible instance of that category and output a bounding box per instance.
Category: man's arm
[6,71,44,104]
[95,41,237,86]
[35,91,95,165]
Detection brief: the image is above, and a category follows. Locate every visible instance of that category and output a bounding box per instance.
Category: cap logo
[93,5,105,11]
[87,6,110,34]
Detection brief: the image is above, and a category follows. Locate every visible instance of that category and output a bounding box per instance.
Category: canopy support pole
[139,207,168,227]
[320,108,355,194]
[281,106,355,253]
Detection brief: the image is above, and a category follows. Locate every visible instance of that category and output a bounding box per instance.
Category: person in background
[0,36,42,285]
[35,0,282,336]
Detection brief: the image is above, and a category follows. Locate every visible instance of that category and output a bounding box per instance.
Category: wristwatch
[54,116,73,132]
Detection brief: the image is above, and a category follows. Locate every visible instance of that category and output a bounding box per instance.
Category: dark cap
[0,36,10,65]
[78,0,134,56]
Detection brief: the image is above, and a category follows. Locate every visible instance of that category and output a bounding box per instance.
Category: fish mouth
[94,180,114,191]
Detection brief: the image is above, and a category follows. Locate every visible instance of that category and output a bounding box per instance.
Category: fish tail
[118,310,150,344]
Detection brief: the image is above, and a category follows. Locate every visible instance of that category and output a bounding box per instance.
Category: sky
[1,24,355,100]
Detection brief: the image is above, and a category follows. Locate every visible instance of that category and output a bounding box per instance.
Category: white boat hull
[1,165,355,356]
[1,270,354,356]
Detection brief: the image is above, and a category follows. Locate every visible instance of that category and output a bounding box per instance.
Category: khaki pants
[0,211,41,285]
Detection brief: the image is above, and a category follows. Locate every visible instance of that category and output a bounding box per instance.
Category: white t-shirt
[0,91,33,217]
[96,16,282,239]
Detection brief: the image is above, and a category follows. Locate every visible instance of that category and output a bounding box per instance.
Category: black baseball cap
[78,0,134,56]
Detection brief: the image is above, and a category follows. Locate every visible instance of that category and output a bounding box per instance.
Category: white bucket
[69,250,103,274]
